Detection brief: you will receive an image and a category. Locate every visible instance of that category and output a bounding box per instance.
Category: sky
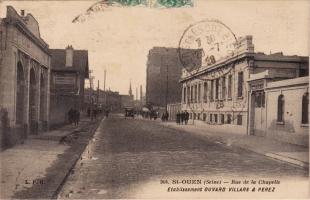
[0,0,308,97]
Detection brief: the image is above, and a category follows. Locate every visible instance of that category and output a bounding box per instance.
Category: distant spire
[129,80,133,96]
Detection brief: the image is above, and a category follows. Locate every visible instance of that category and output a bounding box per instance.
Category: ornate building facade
[180,36,308,144]
[0,6,51,146]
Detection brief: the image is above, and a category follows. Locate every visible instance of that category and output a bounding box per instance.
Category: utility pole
[97,80,99,105]
[140,85,143,105]
[166,63,168,112]
[104,69,106,91]
[104,69,107,109]
[88,70,94,105]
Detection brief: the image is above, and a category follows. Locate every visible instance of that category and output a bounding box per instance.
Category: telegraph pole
[166,64,168,112]
[97,80,99,105]
[104,69,107,108]
[140,85,143,105]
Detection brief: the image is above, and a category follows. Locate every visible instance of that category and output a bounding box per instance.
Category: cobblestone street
[58,114,309,199]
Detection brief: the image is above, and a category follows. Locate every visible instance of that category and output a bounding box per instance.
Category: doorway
[249,90,266,136]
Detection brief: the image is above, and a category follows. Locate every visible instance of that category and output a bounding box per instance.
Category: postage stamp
[73,0,194,23]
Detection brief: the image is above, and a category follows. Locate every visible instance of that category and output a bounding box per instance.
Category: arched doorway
[29,68,38,134]
[16,62,25,125]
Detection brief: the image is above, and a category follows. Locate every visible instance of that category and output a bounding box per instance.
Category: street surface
[58,114,309,199]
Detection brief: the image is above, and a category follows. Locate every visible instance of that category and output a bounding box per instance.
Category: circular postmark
[178,19,237,71]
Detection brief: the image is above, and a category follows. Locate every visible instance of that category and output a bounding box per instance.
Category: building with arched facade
[180,35,308,146]
[0,6,51,147]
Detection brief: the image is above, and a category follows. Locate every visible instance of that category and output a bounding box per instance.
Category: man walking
[176,111,180,125]
[185,110,189,125]
[180,111,185,125]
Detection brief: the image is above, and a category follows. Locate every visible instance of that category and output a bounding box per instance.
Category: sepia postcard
[0,0,309,199]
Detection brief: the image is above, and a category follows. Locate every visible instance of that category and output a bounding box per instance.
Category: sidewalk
[161,121,309,169]
[0,116,103,199]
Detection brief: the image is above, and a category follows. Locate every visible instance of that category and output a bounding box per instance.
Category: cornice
[5,18,50,55]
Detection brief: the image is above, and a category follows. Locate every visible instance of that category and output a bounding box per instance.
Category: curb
[51,118,104,199]
[265,153,309,169]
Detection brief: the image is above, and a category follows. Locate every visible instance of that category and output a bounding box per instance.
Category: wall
[265,82,309,146]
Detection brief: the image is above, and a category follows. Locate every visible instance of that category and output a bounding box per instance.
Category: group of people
[176,110,189,125]
[68,108,80,126]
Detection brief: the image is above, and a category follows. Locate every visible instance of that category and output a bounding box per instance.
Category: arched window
[302,93,309,124]
[277,94,284,122]
[16,62,25,124]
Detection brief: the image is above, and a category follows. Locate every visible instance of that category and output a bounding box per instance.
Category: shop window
[203,113,207,121]
[277,94,284,122]
[227,114,232,124]
[214,114,218,123]
[203,82,208,102]
[210,114,213,122]
[220,114,224,124]
[237,115,242,125]
[228,75,232,99]
[302,93,309,124]
[237,72,243,97]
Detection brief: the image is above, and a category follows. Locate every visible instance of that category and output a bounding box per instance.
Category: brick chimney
[65,45,74,67]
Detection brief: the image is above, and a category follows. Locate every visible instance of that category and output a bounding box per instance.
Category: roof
[254,52,308,63]
[266,76,309,89]
[180,51,308,82]
[248,69,295,82]
[50,49,89,78]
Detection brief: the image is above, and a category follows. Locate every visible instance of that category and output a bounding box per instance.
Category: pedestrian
[105,109,109,118]
[180,111,185,125]
[68,108,74,125]
[176,111,180,125]
[94,109,97,120]
[185,110,189,125]
[87,107,90,117]
[75,109,80,126]
[165,111,169,121]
